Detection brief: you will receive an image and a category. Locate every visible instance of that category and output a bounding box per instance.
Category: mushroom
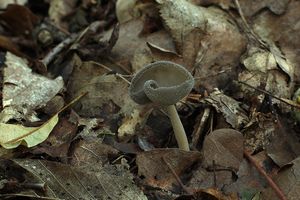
[129,61,194,151]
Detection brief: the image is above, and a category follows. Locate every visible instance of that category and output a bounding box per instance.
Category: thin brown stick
[212,160,217,188]
[237,81,300,109]
[233,0,268,48]
[243,150,288,200]
[90,61,131,85]
[162,156,192,195]
[191,107,210,148]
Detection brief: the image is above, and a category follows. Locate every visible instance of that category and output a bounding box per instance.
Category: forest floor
[0,0,299,200]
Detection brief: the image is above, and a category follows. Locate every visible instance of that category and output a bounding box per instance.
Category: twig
[90,61,131,85]
[243,150,288,200]
[233,0,268,48]
[212,160,217,188]
[191,107,210,148]
[237,81,300,109]
[41,34,77,66]
[162,156,192,195]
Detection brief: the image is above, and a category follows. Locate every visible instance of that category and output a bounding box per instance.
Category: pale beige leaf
[0,0,27,9]
[116,0,138,23]
[0,114,59,149]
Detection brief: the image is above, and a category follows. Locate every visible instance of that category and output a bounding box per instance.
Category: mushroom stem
[166,105,190,151]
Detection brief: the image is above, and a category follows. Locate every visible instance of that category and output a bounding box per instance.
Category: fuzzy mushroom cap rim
[129,61,194,105]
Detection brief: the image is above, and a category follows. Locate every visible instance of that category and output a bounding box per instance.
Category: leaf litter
[0,0,299,199]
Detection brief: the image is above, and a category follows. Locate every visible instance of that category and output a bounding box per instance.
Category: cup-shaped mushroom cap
[129,61,194,105]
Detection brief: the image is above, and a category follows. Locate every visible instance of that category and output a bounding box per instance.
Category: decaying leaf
[252,1,300,80]
[203,89,249,129]
[71,140,119,166]
[238,0,289,16]
[31,117,78,158]
[157,0,246,89]
[176,188,238,200]
[265,118,300,167]
[0,52,64,123]
[188,164,235,192]
[262,157,300,200]
[67,54,135,117]
[238,46,293,106]
[136,148,202,191]
[67,54,150,138]
[202,129,244,170]
[118,107,152,138]
[223,152,275,199]
[4,159,148,200]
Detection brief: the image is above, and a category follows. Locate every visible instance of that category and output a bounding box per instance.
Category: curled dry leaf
[238,47,293,106]
[203,89,249,129]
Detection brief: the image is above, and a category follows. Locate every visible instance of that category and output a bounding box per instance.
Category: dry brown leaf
[11,159,147,199]
[136,148,202,191]
[176,188,238,200]
[202,129,244,170]
[0,36,23,57]
[253,1,300,80]
[238,46,293,104]
[71,140,119,166]
[31,117,78,158]
[265,118,300,167]
[0,4,39,36]
[262,157,300,200]
[67,54,149,139]
[157,0,246,89]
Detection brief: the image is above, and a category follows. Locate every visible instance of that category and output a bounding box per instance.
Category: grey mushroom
[129,61,194,151]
